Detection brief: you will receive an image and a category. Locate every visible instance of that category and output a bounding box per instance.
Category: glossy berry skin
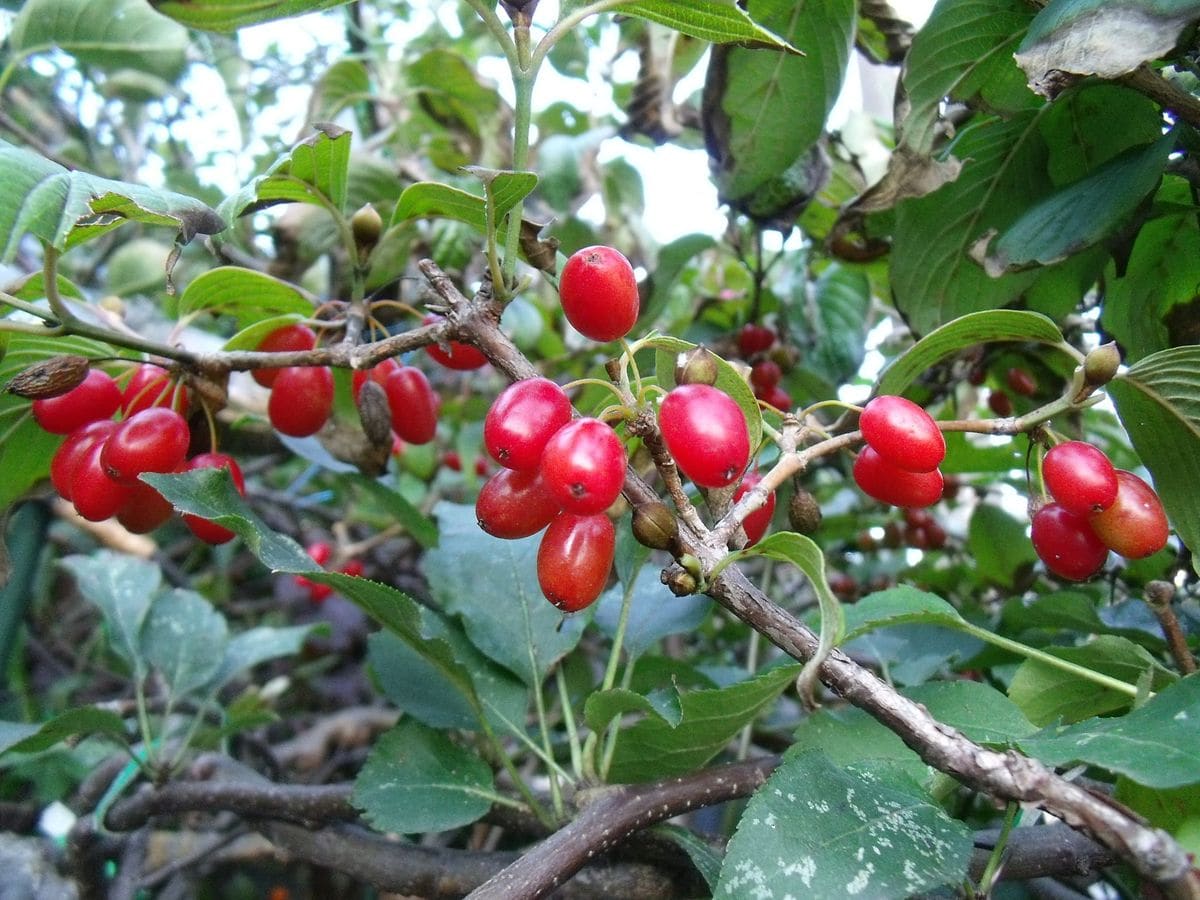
[32,369,121,434]
[853,446,944,509]
[558,245,639,343]
[253,323,317,387]
[72,441,133,522]
[122,364,189,416]
[385,366,439,445]
[733,472,775,546]
[183,453,246,545]
[484,378,573,471]
[1031,502,1108,581]
[51,420,118,501]
[539,418,626,515]
[750,360,782,393]
[117,480,175,534]
[101,408,191,485]
[537,513,615,612]
[1089,470,1169,559]
[269,366,333,437]
[476,468,562,539]
[737,323,776,357]
[659,384,750,489]
[1043,441,1118,516]
[423,315,488,370]
[859,395,945,473]
[351,358,400,401]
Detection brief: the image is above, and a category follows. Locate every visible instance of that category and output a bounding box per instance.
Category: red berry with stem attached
[539,418,626,515]
[51,420,118,501]
[1089,470,1169,559]
[859,395,945,473]
[750,360,782,393]
[484,377,573,471]
[269,366,333,437]
[423,315,488,370]
[71,440,133,522]
[122,364,188,416]
[1042,441,1118,516]
[253,323,317,387]
[659,384,750,489]
[733,471,775,546]
[853,446,944,508]
[385,366,440,445]
[558,245,640,343]
[101,407,191,485]
[1031,502,1108,581]
[32,369,121,435]
[182,452,246,545]
[476,468,563,539]
[737,323,776,357]
[537,512,615,612]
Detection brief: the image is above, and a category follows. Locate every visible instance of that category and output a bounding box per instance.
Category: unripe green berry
[674,347,719,387]
[351,204,384,252]
[1083,342,1120,387]
[788,489,822,535]
[632,501,679,551]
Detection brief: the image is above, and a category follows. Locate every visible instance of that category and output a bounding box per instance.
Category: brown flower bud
[662,563,699,596]
[6,354,89,399]
[788,489,822,535]
[356,379,393,449]
[632,500,679,551]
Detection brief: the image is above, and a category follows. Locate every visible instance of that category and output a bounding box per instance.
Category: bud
[356,379,393,449]
[631,501,679,551]
[6,354,89,399]
[788,489,822,535]
[662,563,699,596]
[1083,342,1120,387]
[674,346,719,386]
[351,204,383,253]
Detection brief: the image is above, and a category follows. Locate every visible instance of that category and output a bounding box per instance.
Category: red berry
[122,364,188,416]
[733,471,775,546]
[539,418,626,515]
[269,366,333,437]
[51,420,118,501]
[32,369,121,435]
[1089,470,1169,559]
[1031,502,1108,581]
[101,408,191,485]
[183,453,245,545]
[558,245,639,343]
[859,395,945,474]
[659,384,750,489]
[71,440,133,522]
[757,384,792,412]
[116,480,174,534]
[737,323,776,357]
[307,541,332,566]
[476,468,562,539]
[750,360,782,393]
[295,541,333,602]
[340,559,365,578]
[385,366,439,445]
[1042,441,1118,516]
[484,377,573,471]
[253,324,316,387]
[422,315,488,370]
[987,390,1013,417]
[853,446,943,508]
[351,358,401,401]
[537,513,615,612]
[1006,367,1038,397]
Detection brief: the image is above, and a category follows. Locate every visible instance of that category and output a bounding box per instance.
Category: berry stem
[554,668,584,780]
[532,674,565,820]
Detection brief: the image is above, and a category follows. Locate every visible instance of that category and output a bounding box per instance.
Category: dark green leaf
[61,552,160,674]
[967,503,1039,588]
[141,589,228,697]
[802,264,870,387]
[1115,778,1200,849]
[150,0,352,32]
[653,823,724,891]
[0,707,128,758]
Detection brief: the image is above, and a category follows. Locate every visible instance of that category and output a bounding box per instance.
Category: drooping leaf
[0,707,129,758]
[410,50,502,141]
[140,589,228,697]
[716,749,973,898]
[177,267,315,327]
[61,552,161,675]
[618,0,799,50]
[593,567,712,661]
[351,720,494,833]
[150,0,352,32]
[219,126,352,222]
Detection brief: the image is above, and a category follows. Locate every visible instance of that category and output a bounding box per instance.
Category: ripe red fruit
[757,384,792,412]
[537,513,615,612]
[340,559,365,578]
[183,452,246,545]
[1031,502,1108,581]
[659,384,750,488]
[351,358,400,401]
[853,446,944,508]
[1006,367,1037,397]
[116,480,174,534]
[296,541,333,603]
[443,451,489,477]
[558,245,640,343]
[51,420,118,501]
[987,390,1013,417]
[72,440,133,522]
[122,364,188,416]
[737,323,776,357]
[253,323,317,387]
[749,360,782,393]
[423,315,488,370]
[101,408,191,485]
[269,366,333,437]
[859,395,945,473]
[539,418,626,515]
[32,369,121,434]
[1089,470,1169,559]
[476,468,562,539]
[385,366,439,445]
[484,377,573,471]
[1042,441,1118,516]
[733,472,775,546]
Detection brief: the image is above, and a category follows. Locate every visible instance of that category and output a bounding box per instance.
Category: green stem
[480,719,556,828]
[0,290,60,322]
[532,675,564,819]
[500,65,534,288]
[556,667,584,780]
[601,577,637,695]
[977,802,1021,894]
[600,658,636,779]
[133,677,158,770]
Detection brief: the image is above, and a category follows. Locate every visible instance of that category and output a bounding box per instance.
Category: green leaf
[618,1,799,50]
[141,589,228,697]
[205,624,317,692]
[966,503,1038,589]
[11,0,189,81]
[0,138,224,262]
[410,50,502,140]
[177,267,315,327]
[593,567,712,661]
[393,183,490,231]
[336,474,439,550]
[841,586,966,642]
[653,823,723,891]
[222,314,306,351]
[1108,347,1200,566]
[150,0,352,32]
[61,551,161,675]
[309,59,371,122]
[1019,674,1200,788]
[585,686,684,732]
[423,502,585,688]
[219,126,352,221]
[463,168,539,228]
[641,233,716,326]
[802,264,871,388]
[351,720,494,833]
[716,749,973,898]
[875,309,1065,396]
[1008,635,1177,726]
[599,663,801,783]
[1115,778,1200,853]
[0,707,128,758]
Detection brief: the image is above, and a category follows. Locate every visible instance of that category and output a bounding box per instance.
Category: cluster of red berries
[1031,440,1169,581]
[475,378,625,612]
[852,395,946,509]
[294,540,365,604]
[738,323,791,412]
[37,364,243,542]
[857,508,948,553]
